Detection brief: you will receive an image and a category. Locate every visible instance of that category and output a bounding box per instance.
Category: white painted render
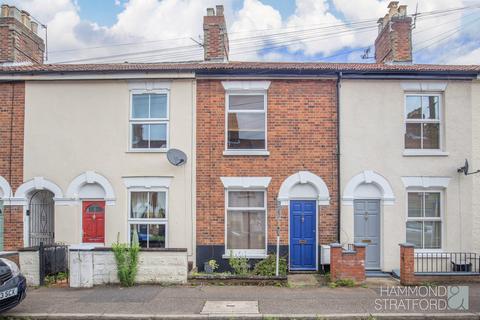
[472,80,480,255]
[340,79,475,272]
[23,79,196,262]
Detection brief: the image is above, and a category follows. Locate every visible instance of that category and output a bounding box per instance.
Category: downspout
[336,72,342,243]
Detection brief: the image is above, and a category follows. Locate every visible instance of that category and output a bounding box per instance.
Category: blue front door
[290,200,317,270]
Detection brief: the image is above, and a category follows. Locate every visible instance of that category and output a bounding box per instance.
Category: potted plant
[204,259,218,274]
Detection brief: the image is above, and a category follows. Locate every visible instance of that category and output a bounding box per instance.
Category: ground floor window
[406,191,442,249]
[226,190,266,256]
[128,190,167,248]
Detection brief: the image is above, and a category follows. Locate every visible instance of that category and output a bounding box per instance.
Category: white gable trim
[122,176,173,189]
[220,177,271,189]
[278,171,330,206]
[66,171,116,205]
[401,82,447,92]
[12,177,64,205]
[343,170,395,205]
[221,80,271,91]
[401,176,450,189]
[127,80,171,91]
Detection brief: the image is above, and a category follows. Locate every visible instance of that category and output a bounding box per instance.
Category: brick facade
[0,82,25,250]
[196,79,338,268]
[330,243,366,283]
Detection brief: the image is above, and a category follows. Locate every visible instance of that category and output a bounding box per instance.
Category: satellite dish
[458,159,469,175]
[167,149,187,166]
[457,159,480,176]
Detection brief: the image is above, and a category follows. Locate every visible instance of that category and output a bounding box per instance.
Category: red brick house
[196,6,339,271]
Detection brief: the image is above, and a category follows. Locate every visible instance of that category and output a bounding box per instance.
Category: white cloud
[4,0,478,64]
[450,47,480,64]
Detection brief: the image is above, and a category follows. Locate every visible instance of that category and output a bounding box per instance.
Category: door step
[366,270,392,278]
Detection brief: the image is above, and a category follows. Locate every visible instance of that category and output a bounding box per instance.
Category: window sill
[223,150,270,156]
[127,149,168,153]
[222,254,268,259]
[403,150,449,157]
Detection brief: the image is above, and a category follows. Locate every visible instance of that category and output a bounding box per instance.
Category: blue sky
[6,0,480,64]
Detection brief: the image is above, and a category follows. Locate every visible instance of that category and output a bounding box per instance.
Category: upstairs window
[130,92,168,151]
[226,94,266,150]
[405,94,441,150]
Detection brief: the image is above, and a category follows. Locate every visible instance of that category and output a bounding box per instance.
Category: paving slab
[287,273,319,287]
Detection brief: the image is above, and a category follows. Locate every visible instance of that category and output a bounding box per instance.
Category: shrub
[329,278,356,288]
[228,253,250,275]
[112,232,140,287]
[253,255,287,276]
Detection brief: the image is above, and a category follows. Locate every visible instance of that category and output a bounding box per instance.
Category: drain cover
[201,300,259,314]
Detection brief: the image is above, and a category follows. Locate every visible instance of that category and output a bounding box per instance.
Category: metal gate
[28,190,55,246]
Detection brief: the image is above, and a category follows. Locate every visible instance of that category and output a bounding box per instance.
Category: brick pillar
[329,243,342,281]
[353,243,366,282]
[399,243,416,285]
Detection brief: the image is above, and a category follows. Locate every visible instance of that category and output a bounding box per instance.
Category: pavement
[2,279,480,319]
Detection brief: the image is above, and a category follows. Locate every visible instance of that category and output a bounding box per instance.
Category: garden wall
[69,247,188,288]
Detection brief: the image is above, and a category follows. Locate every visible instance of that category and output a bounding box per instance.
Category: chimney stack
[0,4,45,64]
[203,5,229,62]
[374,1,412,64]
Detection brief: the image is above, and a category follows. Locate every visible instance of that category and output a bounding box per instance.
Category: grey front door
[354,199,380,269]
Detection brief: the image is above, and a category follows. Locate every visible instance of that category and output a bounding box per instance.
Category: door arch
[28,190,55,246]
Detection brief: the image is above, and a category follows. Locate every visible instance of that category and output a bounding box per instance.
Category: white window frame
[404,93,443,153]
[224,91,268,155]
[405,189,443,252]
[129,89,170,152]
[224,188,268,258]
[127,187,168,248]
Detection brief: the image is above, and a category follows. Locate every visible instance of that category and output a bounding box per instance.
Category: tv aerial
[457,159,480,176]
[167,149,187,166]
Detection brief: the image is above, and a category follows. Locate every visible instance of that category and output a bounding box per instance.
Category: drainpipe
[336,72,342,243]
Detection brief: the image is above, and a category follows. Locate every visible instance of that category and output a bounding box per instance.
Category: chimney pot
[30,21,38,34]
[1,5,9,17]
[398,5,407,17]
[206,8,214,16]
[216,5,224,16]
[387,1,399,9]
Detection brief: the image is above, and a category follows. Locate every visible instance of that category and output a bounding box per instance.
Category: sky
[4,0,480,64]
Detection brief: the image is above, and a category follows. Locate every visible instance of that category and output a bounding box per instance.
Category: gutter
[336,72,342,243]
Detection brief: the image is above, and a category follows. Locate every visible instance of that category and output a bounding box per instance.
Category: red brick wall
[0,82,25,250]
[330,244,366,283]
[375,17,412,64]
[196,79,338,247]
[0,17,44,64]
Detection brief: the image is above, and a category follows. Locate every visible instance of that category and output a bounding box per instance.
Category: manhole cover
[201,300,259,314]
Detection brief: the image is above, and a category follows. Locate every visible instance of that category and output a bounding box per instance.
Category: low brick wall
[69,247,188,288]
[330,243,366,283]
[399,243,480,285]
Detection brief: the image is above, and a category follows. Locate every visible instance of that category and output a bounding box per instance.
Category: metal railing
[38,242,69,285]
[414,252,479,274]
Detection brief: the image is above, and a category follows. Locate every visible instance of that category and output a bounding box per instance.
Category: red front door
[82,201,105,243]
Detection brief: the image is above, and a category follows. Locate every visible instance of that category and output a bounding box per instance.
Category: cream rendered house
[11,69,196,265]
[340,78,479,272]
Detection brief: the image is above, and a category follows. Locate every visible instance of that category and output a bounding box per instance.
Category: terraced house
[0,2,478,277]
